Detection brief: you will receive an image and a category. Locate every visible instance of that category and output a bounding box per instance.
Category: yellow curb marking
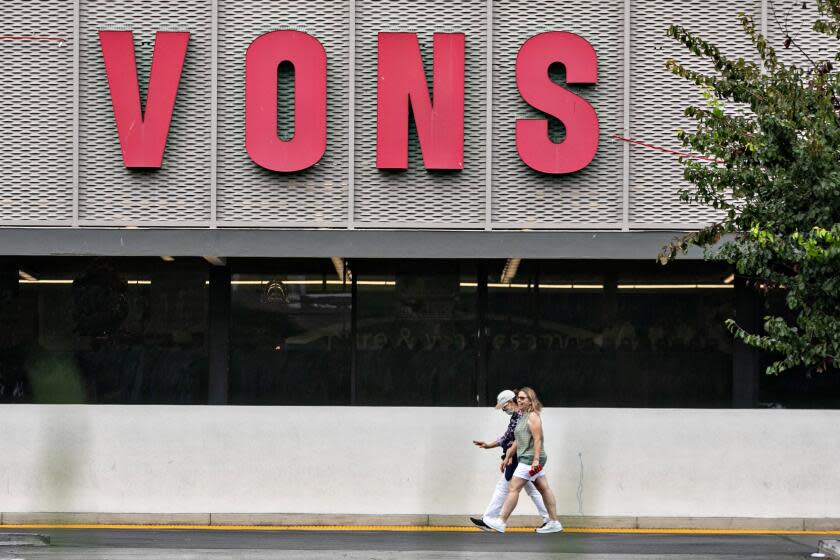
[2,524,840,535]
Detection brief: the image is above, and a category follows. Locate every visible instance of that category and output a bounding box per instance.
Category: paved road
[0,528,832,559]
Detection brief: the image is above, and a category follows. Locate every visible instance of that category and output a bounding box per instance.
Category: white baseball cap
[495,389,516,409]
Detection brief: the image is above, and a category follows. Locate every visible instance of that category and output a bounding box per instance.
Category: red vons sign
[99,30,599,174]
[99,31,190,168]
[516,32,598,174]
[377,33,465,170]
[245,30,327,172]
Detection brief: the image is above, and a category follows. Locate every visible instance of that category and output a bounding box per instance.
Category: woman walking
[472,389,550,530]
[483,387,563,534]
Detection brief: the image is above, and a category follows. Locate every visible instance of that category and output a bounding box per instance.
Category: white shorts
[512,461,546,482]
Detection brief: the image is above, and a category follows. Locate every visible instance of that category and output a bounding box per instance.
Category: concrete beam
[1,513,210,525]
[0,228,709,259]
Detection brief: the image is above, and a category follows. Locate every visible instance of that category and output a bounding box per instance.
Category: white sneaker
[482,516,506,533]
[536,520,563,534]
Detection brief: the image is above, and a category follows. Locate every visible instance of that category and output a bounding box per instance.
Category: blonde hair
[518,386,542,413]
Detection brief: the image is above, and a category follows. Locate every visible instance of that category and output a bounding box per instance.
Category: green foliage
[662,1,840,374]
[26,352,85,404]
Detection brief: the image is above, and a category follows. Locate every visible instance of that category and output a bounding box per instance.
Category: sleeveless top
[514,411,547,466]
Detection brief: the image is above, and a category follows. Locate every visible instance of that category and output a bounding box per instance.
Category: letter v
[99,31,190,168]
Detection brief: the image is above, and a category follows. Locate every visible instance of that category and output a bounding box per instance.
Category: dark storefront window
[488,261,733,408]
[490,261,617,407]
[485,260,541,399]
[0,258,208,404]
[2,256,836,408]
[229,262,351,405]
[354,260,477,406]
[609,265,734,407]
[758,291,840,408]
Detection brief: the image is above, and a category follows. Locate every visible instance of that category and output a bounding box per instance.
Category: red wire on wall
[0,35,66,43]
[611,134,724,164]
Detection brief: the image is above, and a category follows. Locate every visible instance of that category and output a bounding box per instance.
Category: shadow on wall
[30,353,88,513]
[414,411,484,518]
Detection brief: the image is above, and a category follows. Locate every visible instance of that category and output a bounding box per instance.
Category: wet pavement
[0,527,834,559]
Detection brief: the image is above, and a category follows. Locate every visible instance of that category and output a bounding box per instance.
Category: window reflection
[488,260,734,407]
[229,267,351,405]
[4,256,836,408]
[354,260,477,406]
[0,258,208,404]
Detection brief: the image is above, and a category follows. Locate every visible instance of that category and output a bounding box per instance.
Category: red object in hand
[528,464,543,477]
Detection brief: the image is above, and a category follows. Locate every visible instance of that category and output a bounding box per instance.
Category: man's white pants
[482,473,549,521]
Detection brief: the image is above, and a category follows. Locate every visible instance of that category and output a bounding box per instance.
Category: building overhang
[0,228,711,260]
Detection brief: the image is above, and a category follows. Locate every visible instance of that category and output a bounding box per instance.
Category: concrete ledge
[429,515,545,528]
[560,516,639,529]
[637,517,805,531]
[808,520,840,532]
[0,533,50,546]
[2,513,211,526]
[1,513,838,531]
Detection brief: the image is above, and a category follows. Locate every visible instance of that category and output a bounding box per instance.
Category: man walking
[471,389,549,531]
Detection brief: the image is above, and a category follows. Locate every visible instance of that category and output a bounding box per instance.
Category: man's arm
[500,441,517,472]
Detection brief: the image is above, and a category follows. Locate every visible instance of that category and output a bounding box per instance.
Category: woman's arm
[473,440,499,449]
[528,413,543,467]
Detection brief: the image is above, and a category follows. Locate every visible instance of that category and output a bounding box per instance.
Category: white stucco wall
[1,405,838,517]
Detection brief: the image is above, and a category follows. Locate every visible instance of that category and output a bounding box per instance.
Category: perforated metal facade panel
[0,0,830,235]
[628,0,761,228]
[767,1,836,68]
[78,0,212,225]
[492,0,625,228]
[0,1,74,225]
[352,0,488,227]
[215,0,349,226]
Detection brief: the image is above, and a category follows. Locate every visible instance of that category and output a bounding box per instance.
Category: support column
[732,277,761,407]
[0,258,19,349]
[476,262,489,406]
[208,264,230,404]
[0,259,22,402]
[350,272,358,405]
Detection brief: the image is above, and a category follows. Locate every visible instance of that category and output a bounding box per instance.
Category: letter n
[376,32,464,170]
[99,31,190,168]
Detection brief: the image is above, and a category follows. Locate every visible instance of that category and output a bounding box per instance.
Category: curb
[0,533,50,547]
[1,513,840,532]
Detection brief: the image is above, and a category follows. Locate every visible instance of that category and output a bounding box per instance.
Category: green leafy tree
[661,0,840,374]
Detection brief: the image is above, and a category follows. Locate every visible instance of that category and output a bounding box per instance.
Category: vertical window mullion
[477,261,489,406]
[350,267,358,406]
